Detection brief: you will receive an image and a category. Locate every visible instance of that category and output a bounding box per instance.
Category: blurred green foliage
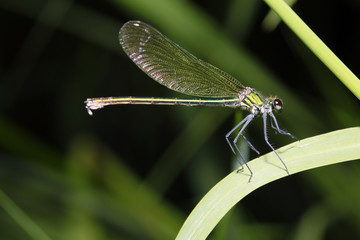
[0,0,359,239]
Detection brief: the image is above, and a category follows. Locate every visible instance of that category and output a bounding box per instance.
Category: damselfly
[85,20,296,179]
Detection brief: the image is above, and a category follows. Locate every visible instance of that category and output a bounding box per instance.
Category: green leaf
[175,127,360,240]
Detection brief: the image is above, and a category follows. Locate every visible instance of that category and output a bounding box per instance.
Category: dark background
[1,0,360,239]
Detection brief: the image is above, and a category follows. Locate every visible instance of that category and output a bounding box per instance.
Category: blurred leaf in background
[0,0,359,239]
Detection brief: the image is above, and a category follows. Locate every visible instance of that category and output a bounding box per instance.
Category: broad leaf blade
[176,127,360,240]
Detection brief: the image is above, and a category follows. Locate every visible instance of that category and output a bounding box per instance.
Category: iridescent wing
[119,20,245,98]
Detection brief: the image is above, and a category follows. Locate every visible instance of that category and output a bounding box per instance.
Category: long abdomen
[85,96,241,115]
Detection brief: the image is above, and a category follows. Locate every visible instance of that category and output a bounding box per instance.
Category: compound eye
[273,98,283,110]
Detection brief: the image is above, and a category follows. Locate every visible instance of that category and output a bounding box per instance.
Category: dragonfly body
[86,87,266,114]
[85,20,296,180]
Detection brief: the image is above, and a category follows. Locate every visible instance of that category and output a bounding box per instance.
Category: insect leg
[269,112,297,140]
[263,112,290,174]
[226,114,255,179]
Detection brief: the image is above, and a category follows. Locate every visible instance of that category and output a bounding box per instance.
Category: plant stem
[263,0,360,100]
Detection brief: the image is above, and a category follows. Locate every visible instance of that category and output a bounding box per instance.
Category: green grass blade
[175,127,360,240]
[0,189,52,240]
[263,0,360,100]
